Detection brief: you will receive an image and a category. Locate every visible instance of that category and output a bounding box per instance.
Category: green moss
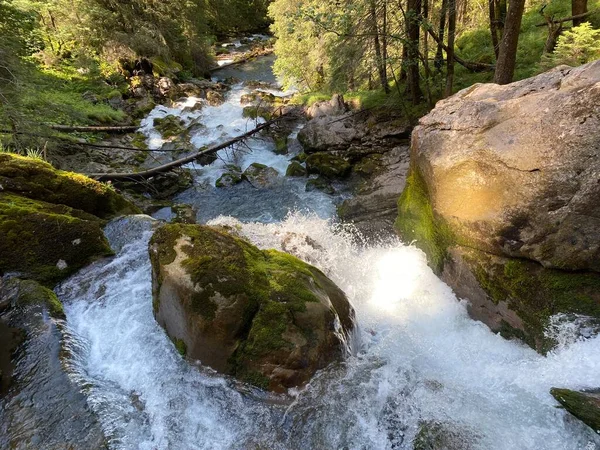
[395,169,454,273]
[0,193,114,283]
[153,115,186,139]
[274,136,288,155]
[242,106,272,121]
[468,252,600,352]
[305,153,351,179]
[150,224,331,383]
[0,154,139,219]
[551,388,600,432]
[239,370,270,390]
[6,278,65,319]
[285,161,307,177]
[174,338,187,356]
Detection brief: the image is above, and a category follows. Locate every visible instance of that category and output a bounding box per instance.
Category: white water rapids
[54,59,600,449]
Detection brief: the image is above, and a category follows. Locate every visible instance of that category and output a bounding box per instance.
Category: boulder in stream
[149,224,355,392]
[242,163,280,187]
[395,60,600,351]
[0,154,138,283]
[551,388,600,433]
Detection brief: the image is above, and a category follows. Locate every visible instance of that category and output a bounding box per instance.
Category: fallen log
[49,125,140,133]
[87,113,291,181]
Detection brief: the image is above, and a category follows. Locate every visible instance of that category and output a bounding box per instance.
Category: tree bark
[406,0,423,104]
[489,0,500,58]
[445,0,457,97]
[572,0,588,26]
[493,0,526,85]
[369,0,389,93]
[49,125,140,133]
[435,0,449,70]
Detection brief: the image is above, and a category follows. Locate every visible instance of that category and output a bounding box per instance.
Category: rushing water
[50,57,600,449]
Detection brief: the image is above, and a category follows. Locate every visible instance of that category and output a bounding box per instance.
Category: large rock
[0,153,137,219]
[0,154,138,283]
[149,224,355,392]
[0,277,106,449]
[297,114,359,153]
[551,388,600,433]
[395,61,600,350]
[305,94,347,119]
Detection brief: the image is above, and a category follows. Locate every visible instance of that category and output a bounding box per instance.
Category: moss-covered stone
[0,193,114,283]
[274,136,288,155]
[413,420,475,450]
[0,154,139,219]
[1,278,65,319]
[395,168,454,273]
[215,165,243,188]
[285,161,307,177]
[305,176,334,195]
[153,115,186,139]
[149,224,355,392]
[305,153,351,179]
[242,105,272,121]
[465,250,600,351]
[551,388,600,433]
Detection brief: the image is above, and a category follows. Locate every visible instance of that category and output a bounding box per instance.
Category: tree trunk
[572,0,588,26]
[445,0,457,97]
[435,0,449,70]
[369,0,389,93]
[489,0,500,58]
[493,0,526,85]
[406,0,423,104]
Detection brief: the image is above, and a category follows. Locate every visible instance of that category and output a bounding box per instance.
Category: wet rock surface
[149,224,355,392]
[395,60,600,351]
[0,277,106,450]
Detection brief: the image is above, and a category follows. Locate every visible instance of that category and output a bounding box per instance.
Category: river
[29,56,600,449]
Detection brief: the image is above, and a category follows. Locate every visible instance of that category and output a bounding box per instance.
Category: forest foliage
[269,0,600,106]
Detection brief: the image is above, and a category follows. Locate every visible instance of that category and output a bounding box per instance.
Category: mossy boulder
[0,154,137,283]
[149,224,355,392]
[413,420,476,450]
[395,61,600,351]
[242,163,279,188]
[153,115,186,139]
[0,193,113,283]
[215,165,243,188]
[0,154,138,219]
[286,161,307,177]
[242,105,273,121]
[305,153,351,179]
[551,388,600,433]
[305,176,335,195]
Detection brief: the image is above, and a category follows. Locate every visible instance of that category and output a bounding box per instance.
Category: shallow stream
[14,55,600,449]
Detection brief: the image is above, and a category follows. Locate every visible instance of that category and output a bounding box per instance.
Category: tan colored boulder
[149,224,355,392]
[396,61,600,350]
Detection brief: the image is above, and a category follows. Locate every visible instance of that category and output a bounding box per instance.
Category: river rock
[0,277,106,449]
[395,60,600,350]
[216,165,243,187]
[297,114,358,153]
[285,161,307,177]
[551,388,600,433]
[0,154,138,283]
[306,94,347,119]
[206,90,224,106]
[242,163,279,187]
[305,153,351,179]
[149,224,355,392]
[338,145,410,239]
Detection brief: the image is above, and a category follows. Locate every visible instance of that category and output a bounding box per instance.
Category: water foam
[57,213,600,449]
